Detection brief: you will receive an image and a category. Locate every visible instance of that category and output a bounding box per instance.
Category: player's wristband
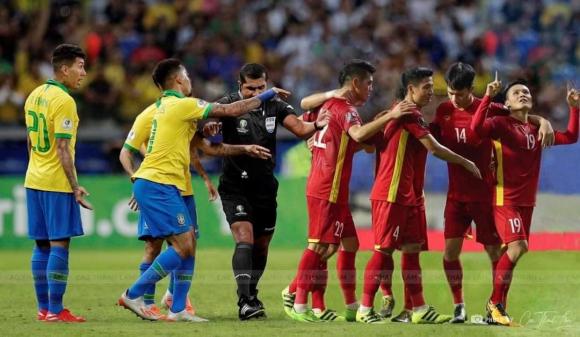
[314,121,324,130]
[257,89,276,102]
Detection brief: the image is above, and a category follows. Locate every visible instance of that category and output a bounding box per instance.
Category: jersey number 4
[27,110,50,152]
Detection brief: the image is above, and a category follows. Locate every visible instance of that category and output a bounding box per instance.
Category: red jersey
[431,98,508,202]
[370,109,431,206]
[306,98,362,204]
[471,95,579,206]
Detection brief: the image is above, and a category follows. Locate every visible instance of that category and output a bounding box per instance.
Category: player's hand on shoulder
[315,108,330,127]
[272,87,292,100]
[74,186,93,210]
[245,145,271,160]
[485,71,502,97]
[566,82,579,108]
[389,100,416,119]
[203,121,222,138]
[537,119,555,149]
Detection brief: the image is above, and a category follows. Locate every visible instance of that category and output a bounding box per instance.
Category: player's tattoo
[210,97,261,117]
[56,138,79,190]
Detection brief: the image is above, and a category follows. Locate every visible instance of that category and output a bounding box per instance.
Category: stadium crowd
[0,0,578,129]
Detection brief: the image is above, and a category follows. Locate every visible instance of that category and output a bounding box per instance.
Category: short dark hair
[445,62,475,90]
[396,67,434,100]
[501,79,529,102]
[239,63,268,83]
[152,58,183,89]
[51,44,86,71]
[338,59,376,86]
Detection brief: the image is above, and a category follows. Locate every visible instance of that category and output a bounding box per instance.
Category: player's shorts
[218,175,278,237]
[493,205,534,244]
[371,200,427,250]
[26,188,83,241]
[133,179,193,239]
[306,196,357,245]
[137,195,199,241]
[444,199,500,245]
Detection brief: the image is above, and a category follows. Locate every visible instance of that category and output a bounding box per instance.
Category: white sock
[346,302,359,310]
[358,305,372,314]
[294,303,307,313]
[413,304,429,312]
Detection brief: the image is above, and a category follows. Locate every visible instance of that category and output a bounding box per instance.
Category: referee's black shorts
[218,175,278,237]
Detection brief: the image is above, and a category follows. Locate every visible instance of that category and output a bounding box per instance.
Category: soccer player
[431,63,555,323]
[358,66,482,324]
[471,77,579,326]
[117,58,289,321]
[119,109,271,320]
[215,63,329,320]
[25,44,90,323]
[287,59,414,323]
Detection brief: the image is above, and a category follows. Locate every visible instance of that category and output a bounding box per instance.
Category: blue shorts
[26,188,83,241]
[133,179,193,239]
[137,195,199,240]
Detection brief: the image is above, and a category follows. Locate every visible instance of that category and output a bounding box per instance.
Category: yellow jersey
[133,90,211,191]
[24,79,79,193]
[124,102,194,196]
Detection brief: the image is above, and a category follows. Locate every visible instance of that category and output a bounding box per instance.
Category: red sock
[289,275,298,293]
[443,258,463,304]
[295,249,322,305]
[337,250,357,304]
[404,284,412,310]
[362,251,387,307]
[379,254,394,297]
[402,252,424,308]
[312,260,328,310]
[491,253,515,304]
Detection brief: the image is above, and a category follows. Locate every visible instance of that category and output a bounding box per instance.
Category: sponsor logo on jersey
[62,119,72,130]
[127,130,136,141]
[197,99,208,108]
[265,117,276,133]
[237,119,249,134]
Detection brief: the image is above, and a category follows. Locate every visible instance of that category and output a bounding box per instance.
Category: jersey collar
[46,79,70,94]
[156,90,185,107]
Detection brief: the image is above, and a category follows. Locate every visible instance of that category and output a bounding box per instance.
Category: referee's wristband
[257,89,276,102]
[314,121,324,130]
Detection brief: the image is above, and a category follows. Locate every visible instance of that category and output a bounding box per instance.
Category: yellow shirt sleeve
[182,97,212,121]
[124,110,153,153]
[53,96,77,139]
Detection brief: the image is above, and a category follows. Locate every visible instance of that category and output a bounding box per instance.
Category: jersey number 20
[27,110,50,153]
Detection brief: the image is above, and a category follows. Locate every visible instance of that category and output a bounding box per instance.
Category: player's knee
[35,240,50,250]
[484,244,502,261]
[231,222,254,244]
[341,237,359,252]
[144,240,162,261]
[401,243,422,253]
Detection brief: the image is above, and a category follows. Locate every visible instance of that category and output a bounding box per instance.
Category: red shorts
[493,205,534,244]
[371,200,428,250]
[307,196,357,244]
[444,199,501,245]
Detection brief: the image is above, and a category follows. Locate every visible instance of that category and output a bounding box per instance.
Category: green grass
[0,249,579,337]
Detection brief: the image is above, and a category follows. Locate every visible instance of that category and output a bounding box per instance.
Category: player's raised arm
[207,87,291,118]
[471,73,502,137]
[300,87,348,110]
[418,134,482,179]
[553,85,580,145]
[347,100,415,143]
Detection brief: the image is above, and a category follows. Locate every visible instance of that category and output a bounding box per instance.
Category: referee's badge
[265,117,276,133]
[176,213,186,226]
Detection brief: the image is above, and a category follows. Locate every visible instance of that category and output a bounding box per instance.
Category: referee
[216,63,328,320]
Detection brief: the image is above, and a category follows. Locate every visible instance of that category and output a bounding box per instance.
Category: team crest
[176,213,186,226]
[237,119,249,134]
[265,117,276,133]
[62,119,72,130]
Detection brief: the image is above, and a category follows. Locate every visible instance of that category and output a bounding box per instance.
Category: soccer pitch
[1,249,578,337]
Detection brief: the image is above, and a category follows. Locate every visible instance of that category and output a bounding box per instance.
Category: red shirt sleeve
[488,102,509,117]
[302,107,320,122]
[342,108,362,131]
[402,111,430,139]
[471,95,496,138]
[554,106,579,145]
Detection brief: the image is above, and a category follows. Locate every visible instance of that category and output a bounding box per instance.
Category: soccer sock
[361,251,386,307]
[139,262,155,305]
[171,256,194,313]
[401,252,425,308]
[491,259,499,287]
[312,260,328,311]
[404,284,412,311]
[288,275,298,293]
[337,250,357,305]
[443,258,463,304]
[47,246,69,314]
[31,246,50,311]
[380,254,394,297]
[491,253,515,304]
[128,246,182,299]
[294,249,322,308]
[232,242,253,299]
[250,250,268,297]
